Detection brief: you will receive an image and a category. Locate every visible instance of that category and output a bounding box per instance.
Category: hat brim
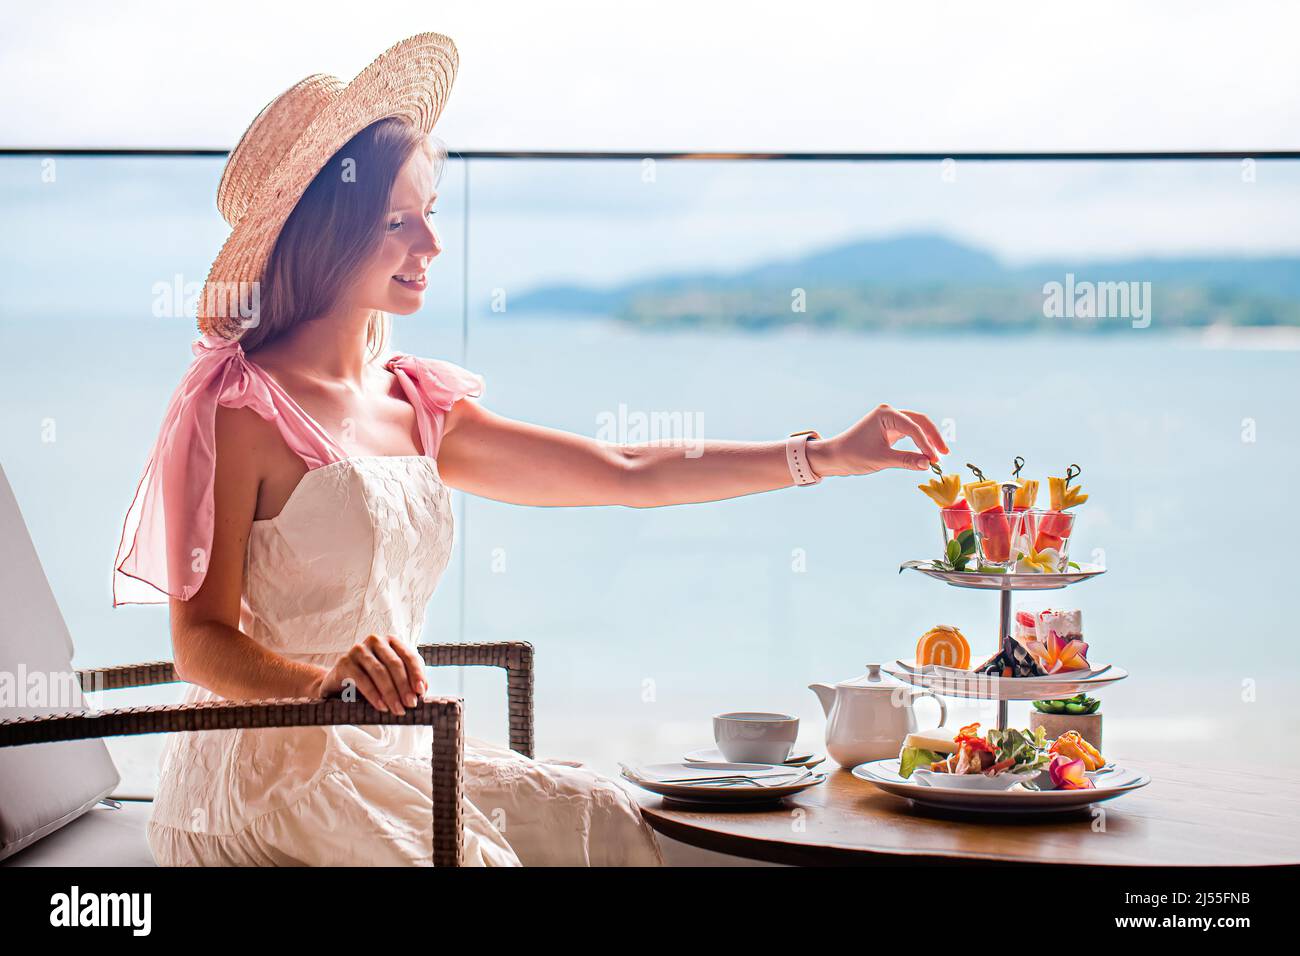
[197,32,458,339]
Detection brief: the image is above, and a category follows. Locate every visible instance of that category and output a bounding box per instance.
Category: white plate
[930,662,1112,682]
[683,747,823,769]
[900,561,1106,591]
[884,660,1127,701]
[853,758,1149,814]
[621,762,828,804]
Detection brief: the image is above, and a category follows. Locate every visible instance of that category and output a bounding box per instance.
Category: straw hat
[197,32,458,339]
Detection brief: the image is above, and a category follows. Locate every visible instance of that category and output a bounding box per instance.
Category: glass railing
[2,152,1298,779]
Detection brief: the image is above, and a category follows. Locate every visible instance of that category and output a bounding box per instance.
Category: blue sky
[3,3,1297,315]
[2,1,1297,151]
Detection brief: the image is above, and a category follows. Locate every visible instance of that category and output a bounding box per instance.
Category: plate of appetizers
[618,762,828,805]
[852,724,1148,815]
[895,611,1127,699]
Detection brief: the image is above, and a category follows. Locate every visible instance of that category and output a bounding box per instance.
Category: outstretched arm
[436,399,949,508]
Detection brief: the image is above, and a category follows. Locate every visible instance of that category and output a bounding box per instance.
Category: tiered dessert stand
[891,483,1123,730]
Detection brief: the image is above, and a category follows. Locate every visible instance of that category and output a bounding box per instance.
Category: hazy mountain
[509,233,1300,330]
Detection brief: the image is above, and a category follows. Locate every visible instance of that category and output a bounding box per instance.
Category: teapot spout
[808,682,837,718]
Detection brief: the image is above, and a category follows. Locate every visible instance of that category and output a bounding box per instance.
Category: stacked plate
[620,762,827,805]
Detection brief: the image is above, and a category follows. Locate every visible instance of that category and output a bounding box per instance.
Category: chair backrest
[0,462,120,861]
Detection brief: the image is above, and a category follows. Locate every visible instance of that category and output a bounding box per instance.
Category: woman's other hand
[809,404,949,478]
[316,634,427,715]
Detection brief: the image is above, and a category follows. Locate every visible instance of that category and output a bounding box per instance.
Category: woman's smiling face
[352,140,442,315]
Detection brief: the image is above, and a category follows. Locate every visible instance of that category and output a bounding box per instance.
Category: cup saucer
[684,747,824,769]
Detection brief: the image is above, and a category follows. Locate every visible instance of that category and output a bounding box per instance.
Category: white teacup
[713,712,799,764]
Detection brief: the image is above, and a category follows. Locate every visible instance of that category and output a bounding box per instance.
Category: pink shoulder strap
[112,335,343,606]
[385,353,485,460]
[113,339,485,607]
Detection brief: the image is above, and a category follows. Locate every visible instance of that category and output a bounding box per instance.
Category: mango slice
[918,473,962,508]
[1048,475,1088,511]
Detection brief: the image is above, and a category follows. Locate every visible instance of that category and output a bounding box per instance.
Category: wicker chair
[0,640,534,867]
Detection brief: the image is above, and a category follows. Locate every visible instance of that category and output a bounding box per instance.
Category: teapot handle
[914,689,948,728]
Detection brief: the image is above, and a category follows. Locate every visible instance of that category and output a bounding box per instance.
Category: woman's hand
[316,634,427,715]
[809,404,949,478]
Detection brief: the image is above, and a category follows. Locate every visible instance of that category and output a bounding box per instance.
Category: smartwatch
[785,430,822,486]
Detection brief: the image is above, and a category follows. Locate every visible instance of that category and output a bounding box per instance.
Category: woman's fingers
[883,448,934,470]
[347,669,387,713]
[390,638,428,698]
[355,637,406,714]
[371,636,421,707]
[327,637,428,715]
[881,408,943,463]
[898,408,949,457]
[371,638,418,709]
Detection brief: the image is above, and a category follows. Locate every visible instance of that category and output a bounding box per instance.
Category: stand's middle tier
[883,661,1127,701]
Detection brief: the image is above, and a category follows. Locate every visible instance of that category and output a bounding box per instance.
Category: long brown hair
[240,118,446,361]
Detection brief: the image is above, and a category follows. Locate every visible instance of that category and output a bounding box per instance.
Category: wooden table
[637,759,1300,866]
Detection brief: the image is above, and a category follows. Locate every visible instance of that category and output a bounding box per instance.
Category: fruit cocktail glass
[1020,509,1076,571]
[938,501,975,568]
[972,505,1024,569]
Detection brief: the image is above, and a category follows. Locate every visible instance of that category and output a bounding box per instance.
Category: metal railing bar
[1,148,1298,161]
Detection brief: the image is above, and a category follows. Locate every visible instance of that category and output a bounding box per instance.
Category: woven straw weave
[199,33,458,339]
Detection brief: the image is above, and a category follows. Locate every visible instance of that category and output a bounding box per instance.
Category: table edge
[637,800,1300,868]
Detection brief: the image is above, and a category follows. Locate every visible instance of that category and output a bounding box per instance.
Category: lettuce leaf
[899,747,942,779]
[986,726,1051,773]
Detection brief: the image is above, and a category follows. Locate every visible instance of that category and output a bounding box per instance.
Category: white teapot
[809,664,947,768]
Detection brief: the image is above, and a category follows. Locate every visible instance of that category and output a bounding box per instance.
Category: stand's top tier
[901,563,1106,591]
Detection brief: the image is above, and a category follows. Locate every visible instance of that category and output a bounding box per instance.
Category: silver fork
[621,764,812,788]
[671,769,814,789]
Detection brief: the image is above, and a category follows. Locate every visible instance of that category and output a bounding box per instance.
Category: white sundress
[118,338,663,867]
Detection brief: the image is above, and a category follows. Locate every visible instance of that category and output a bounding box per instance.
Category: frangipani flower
[1015,546,1060,574]
[1026,628,1090,673]
[1049,754,1094,790]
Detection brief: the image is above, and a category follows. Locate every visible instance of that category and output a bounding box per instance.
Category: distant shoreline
[473,311,1300,346]
[502,232,1300,335]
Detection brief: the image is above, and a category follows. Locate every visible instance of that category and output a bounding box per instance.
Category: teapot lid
[837,663,906,689]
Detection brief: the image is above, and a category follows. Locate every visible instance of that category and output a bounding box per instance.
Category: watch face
[790,430,821,440]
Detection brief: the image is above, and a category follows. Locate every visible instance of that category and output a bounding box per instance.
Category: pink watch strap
[785,431,822,486]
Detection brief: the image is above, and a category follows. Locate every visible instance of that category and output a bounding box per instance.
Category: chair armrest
[77,660,177,691]
[416,641,534,758]
[78,641,536,758]
[0,697,466,867]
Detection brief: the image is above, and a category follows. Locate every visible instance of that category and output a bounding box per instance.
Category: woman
[113,33,948,867]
